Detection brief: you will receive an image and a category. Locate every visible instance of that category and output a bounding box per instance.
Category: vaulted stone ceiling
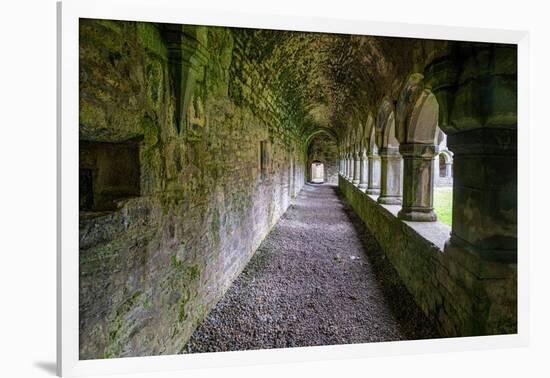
[154,22,515,149]
[231,28,447,142]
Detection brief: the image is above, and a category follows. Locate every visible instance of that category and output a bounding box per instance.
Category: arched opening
[306,131,338,184]
[310,161,325,183]
[395,73,440,222]
[77,19,518,356]
[437,150,453,181]
[432,132,454,225]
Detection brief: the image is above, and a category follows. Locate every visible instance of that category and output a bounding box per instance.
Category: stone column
[352,150,360,185]
[343,151,349,178]
[366,151,381,195]
[358,148,368,190]
[342,151,346,175]
[432,155,439,187]
[377,147,402,205]
[397,143,438,221]
[445,128,516,262]
[445,162,452,178]
[347,151,353,181]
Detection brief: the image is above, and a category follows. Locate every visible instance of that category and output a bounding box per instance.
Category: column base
[352,179,360,185]
[377,196,402,205]
[365,188,380,195]
[441,237,517,334]
[398,208,437,222]
[445,234,517,265]
[358,183,368,189]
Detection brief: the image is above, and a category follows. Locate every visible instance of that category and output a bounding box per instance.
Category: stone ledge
[338,174,517,337]
[341,175,451,251]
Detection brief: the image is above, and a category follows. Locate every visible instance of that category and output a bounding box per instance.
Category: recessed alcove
[79,138,142,212]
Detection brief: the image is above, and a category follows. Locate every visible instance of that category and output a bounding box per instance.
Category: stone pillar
[445,162,452,178]
[377,147,402,205]
[352,151,360,185]
[347,151,353,181]
[432,155,439,187]
[344,152,349,178]
[445,128,516,262]
[358,149,368,190]
[397,143,438,221]
[343,152,347,177]
[366,152,381,195]
[342,151,346,175]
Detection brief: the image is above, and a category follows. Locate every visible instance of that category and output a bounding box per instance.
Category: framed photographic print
[57,0,529,376]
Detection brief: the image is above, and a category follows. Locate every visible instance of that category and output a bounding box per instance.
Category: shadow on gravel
[333,186,441,341]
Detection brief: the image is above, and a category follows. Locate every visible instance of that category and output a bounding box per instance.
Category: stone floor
[185,183,439,353]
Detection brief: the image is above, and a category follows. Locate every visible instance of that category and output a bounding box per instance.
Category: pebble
[185,184,439,353]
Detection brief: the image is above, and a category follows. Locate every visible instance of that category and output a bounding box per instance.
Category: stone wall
[339,176,517,337]
[79,19,306,359]
[307,133,338,183]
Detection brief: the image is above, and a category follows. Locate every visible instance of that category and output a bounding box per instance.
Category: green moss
[142,296,151,309]
[137,22,168,58]
[188,265,200,280]
[141,116,159,146]
[177,288,191,323]
[79,100,107,130]
[104,291,143,358]
[170,255,182,269]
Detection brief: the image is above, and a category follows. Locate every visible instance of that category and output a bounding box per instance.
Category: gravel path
[186,183,439,353]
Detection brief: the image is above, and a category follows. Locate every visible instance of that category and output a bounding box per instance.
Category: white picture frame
[57,0,530,376]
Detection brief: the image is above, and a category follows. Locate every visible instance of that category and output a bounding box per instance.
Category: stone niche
[79,138,142,211]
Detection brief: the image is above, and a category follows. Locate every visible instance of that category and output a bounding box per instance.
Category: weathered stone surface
[398,144,438,222]
[79,19,307,359]
[339,176,516,336]
[447,128,517,262]
[185,184,439,352]
[366,153,381,195]
[79,17,518,359]
[378,148,403,205]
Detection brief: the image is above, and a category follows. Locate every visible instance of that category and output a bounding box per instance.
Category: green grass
[434,187,453,226]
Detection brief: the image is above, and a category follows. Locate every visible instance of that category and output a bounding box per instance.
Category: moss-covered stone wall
[339,176,517,337]
[79,19,306,359]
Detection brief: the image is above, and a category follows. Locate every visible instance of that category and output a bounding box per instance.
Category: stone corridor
[78,19,517,359]
[186,184,438,352]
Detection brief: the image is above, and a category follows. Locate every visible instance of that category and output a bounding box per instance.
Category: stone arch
[306,128,339,184]
[368,122,378,155]
[396,73,440,222]
[375,98,399,150]
[437,149,454,182]
[361,114,380,195]
[353,120,364,153]
[375,99,403,204]
[361,114,375,152]
[396,73,439,145]
[304,127,339,148]
[439,150,453,165]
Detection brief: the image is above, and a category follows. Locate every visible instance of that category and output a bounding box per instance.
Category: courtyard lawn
[434,187,453,226]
